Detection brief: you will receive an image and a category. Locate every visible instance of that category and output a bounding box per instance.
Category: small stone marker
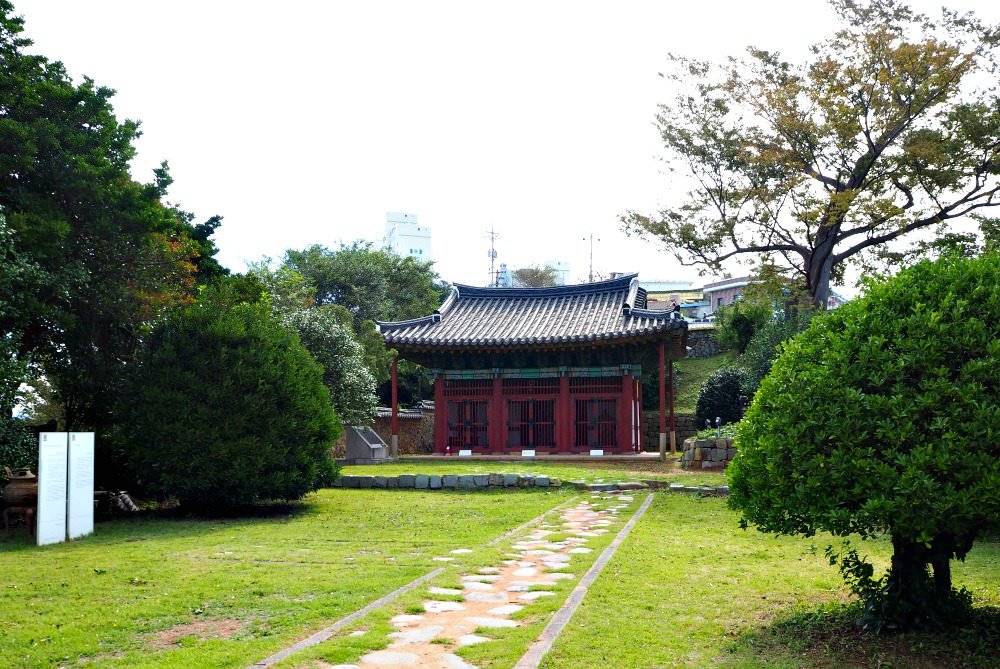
[590,449,604,456]
[521,449,535,457]
[459,449,472,457]
[424,600,465,613]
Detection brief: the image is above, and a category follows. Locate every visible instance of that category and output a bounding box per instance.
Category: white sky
[15,0,1000,290]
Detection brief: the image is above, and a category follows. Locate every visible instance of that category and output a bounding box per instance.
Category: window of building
[506,399,555,448]
[574,398,617,448]
[447,400,488,450]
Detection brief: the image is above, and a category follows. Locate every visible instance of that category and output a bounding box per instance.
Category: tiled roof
[378,274,686,349]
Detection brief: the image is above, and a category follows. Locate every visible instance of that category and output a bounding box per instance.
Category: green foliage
[512,264,560,287]
[623,0,1000,307]
[695,366,751,427]
[738,309,815,394]
[283,242,444,325]
[119,302,341,507]
[714,300,772,353]
[0,417,35,482]
[728,254,1000,631]
[0,4,224,436]
[282,306,378,425]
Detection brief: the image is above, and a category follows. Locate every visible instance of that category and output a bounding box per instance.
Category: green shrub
[695,366,751,427]
[119,301,341,507]
[739,309,815,394]
[0,417,35,483]
[728,254,1000,632]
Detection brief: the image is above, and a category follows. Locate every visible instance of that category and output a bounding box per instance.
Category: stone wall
[371,413,434,455]
[641,412,698,451]
[680,436,737,469]
[685,327,722,358]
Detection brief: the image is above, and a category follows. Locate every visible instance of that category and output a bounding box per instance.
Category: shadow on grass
[726,602,1000,669]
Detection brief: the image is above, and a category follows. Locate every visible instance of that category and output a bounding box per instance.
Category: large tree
[0,1,223,431]
[728,253,999,631]
[623,0,1000,308]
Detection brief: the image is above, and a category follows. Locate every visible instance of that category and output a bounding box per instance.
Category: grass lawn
[2,483,996,668]
[0,488,566,668]
[673,352,733,413]
[541,493,1000,668]
[343,457,730,487]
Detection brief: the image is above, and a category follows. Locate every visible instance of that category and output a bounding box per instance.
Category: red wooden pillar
[634,377,642,452]
[669,357,677,453]
[557,374,572,452]
[658,340,667,459]
[489,376,504,454]
[390,357,399,458]
[433,377,446,454]
[617,373,632,453]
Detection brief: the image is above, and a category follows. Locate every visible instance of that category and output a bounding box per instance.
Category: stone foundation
[680,436,737,469]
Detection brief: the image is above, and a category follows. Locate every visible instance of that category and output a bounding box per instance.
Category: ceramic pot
[3,468,38,506]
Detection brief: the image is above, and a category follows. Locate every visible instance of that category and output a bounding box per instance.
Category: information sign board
[36,433,68,546]
[67,433,95,539]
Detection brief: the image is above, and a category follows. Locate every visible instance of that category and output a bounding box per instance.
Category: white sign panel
[590,449,604,457]
[67,433,95,540]
[36,433,68,546]
[458,449,472,457]
[521,450,536,457]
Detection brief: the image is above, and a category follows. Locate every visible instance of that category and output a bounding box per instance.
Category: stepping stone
[525,549,555,556]
[467,616,519,628]
[519,591,555,601]
[433,557,455,562]
[391,614,424,626]
[462,574,499,583]
[458,634,491,646]
[463,581,494,591]
[513,567,537,577]
[478,567,500,574]
[506,585,530,592]
[568,547,593,554]
[488,603,524,615]
[465,591,508,603]
[548,572,575,580]
[424,600,465,613]
[542,554,570,563]
[429,587,463,595]
[516,561,535,567]
[348,630,366,637]
[450,548,474,554]
[444,654,478,669]
[329,665,361,669]
[359,650,419,666]
[389,625,444,643]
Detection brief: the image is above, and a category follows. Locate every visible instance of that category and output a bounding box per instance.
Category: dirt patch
[149,619,244,647]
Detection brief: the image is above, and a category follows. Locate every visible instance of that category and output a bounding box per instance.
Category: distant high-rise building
[384,212,432,261]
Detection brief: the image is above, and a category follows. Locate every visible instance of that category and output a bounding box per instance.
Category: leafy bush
[119,302,341,507]
[739,309,815,394]
[714,301,772,353]
[728,254,1000,632]
[0,417,35,483]
[283,306,378,425]
[695,366,751,427]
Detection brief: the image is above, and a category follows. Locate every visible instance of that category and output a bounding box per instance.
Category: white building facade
[384,212,432,261]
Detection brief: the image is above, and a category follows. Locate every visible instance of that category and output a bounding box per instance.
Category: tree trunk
[931,556,952,597]
[805,232,837,310]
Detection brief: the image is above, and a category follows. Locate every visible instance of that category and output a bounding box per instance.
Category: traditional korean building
[377,274,688,456]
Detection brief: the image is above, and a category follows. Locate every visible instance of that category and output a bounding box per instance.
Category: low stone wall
[642,412,698,451]
[333,473,562,490]
[686,327,722,358]
[332,473,729,495]
[680,436,737,469]
[371,412,434,455]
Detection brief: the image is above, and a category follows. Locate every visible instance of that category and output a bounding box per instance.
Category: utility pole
[583,232,600,282]
[486,227,500,286]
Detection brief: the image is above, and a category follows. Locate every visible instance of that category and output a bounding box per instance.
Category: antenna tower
[485,227,500,286]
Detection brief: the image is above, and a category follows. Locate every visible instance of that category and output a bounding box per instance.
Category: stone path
[326,495,637,669]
